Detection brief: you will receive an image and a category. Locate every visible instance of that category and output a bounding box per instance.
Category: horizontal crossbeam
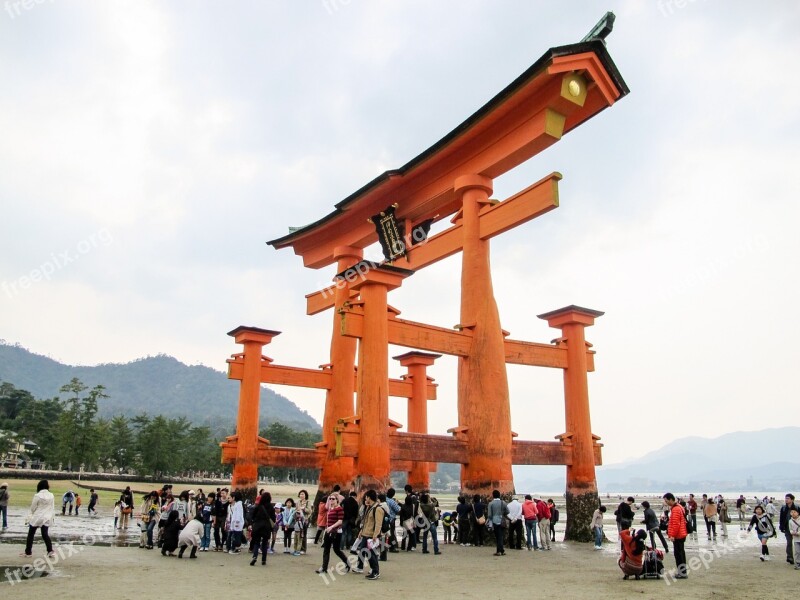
[339,311,594,371]
[227,359,437,399]
[333,428,601,466]
[305,173,561,315]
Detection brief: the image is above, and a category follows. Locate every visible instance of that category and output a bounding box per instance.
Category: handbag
[402,517,415,531]
[474,505,486,526]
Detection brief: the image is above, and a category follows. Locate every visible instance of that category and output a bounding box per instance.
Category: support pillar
[539,305,604,542]
[227,325,280,501]
[455,174,514,497]
[394,351,441,490]
[348,263,413,493]
[317,246,362,500]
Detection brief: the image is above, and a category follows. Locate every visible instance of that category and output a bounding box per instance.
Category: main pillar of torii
[455,174,514,495]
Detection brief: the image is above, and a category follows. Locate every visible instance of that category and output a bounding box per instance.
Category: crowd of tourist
[5,479,800,584]
[605,492,800,580]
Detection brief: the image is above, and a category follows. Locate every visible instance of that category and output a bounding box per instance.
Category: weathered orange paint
[455,174,514,496]
[539,306,604,495]
[348,265,412,491]
[225,326,280,499]
[318,246,362,492]
[394,351,440,489]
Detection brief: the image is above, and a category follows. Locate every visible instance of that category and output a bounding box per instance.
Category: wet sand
[2,484,795,598]
[1,517,796,599]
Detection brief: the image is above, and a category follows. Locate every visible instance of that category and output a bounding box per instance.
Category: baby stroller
[641,547,665,579]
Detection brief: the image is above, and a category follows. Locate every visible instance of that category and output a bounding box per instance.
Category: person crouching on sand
[178,512,204,558]
[618,528,647,580]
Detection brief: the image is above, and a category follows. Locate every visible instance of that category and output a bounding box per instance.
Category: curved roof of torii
[268,39,629,269]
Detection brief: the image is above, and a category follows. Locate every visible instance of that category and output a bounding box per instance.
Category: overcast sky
[1,1,798,466]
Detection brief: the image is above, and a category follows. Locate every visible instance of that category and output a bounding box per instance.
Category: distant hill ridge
[0,341,320,432]
[514,427,800,492]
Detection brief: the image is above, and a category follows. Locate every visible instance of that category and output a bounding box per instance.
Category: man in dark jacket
[616,497,635,532]
[341,491,359,551]
[779,493,800,564]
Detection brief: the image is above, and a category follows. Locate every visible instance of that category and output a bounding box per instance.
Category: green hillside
[0,342,320,432]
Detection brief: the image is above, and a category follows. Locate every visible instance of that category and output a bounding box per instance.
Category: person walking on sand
[352,489,385,580]
[22,480,55,558]
[747,504,776,561]
[704,497,718,540]
[737,495,748,529]
[664,493,688,579]
[316,494,350,574]
[779,494,800,565]
[0,482,9,530]
[641,500,669,553]
[548,499,559,542]
[420,493,441,555]
[87,488,98,516]
[591,505,606,550]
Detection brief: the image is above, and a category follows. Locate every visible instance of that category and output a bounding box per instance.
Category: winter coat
[359,503,386,538]
[522,499,538,521]
[643,507,660,531]
[178,519,204,547]
[667,503,687,540]
[28,489,55,527]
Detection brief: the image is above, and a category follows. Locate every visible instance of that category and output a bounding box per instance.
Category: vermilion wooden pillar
[455,174,514,497]
[394,351,440,490]
[317,246,362,496]
[349,264,413,492]
[539,305,603,542]
[227,326,280,501]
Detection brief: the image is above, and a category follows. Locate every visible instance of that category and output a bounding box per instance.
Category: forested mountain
[0,342,320,432]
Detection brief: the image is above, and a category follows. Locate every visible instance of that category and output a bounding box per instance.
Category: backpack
[684,507,694,534]
[381,513,392,533]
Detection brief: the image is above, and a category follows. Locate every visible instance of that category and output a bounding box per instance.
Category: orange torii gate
[222,27,628,540]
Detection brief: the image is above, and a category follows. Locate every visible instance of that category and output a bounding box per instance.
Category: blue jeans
[525,519,539,549]
[0,505,7,528]
[201,522,212,549]
[146,519,156,546]
[593,526,603,547]
[422,523,439,553]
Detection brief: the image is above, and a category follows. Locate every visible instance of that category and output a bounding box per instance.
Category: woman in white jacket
[22,480,55,557]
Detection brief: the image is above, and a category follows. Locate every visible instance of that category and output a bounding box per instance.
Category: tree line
[0,378,321,480]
